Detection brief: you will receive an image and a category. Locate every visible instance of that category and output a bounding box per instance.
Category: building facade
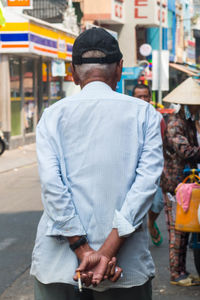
[0,3,78,149]
[23,0,67,23]
[193,0,200,64]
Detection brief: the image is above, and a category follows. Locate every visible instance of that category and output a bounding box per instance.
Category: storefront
[116,67,143,95]
[0,11,77,149]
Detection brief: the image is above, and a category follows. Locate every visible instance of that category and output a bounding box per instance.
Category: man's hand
[73,250,109,286]
[71,229,125,287]
[73,251,123,287]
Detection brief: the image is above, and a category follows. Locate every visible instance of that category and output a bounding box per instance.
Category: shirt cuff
[112,210,136,237]
[45,214,86,237]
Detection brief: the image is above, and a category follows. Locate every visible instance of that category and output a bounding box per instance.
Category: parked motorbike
[0,130,6,155]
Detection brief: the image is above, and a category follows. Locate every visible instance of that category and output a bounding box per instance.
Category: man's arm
[111,104,163,238]
[38,110,120,286]
[97,106,163,272]
[36,110,86,237]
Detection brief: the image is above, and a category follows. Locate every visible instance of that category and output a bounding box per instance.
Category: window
[23,59,35,133]
[10,58,21,136]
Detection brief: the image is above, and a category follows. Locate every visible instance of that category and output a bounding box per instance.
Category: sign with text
[134,0,168,28]
[111,0,125,24]
[7,0,32,8]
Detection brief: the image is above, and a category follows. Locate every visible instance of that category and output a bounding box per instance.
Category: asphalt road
[0,164,200,299]
[0,165,42,297]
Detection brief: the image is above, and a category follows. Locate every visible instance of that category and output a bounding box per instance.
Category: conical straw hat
[163,77,200,105]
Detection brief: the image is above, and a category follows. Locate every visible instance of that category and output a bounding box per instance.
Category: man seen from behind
[31,28,163,300]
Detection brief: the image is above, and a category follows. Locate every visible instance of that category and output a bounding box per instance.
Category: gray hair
[75,50,117,81]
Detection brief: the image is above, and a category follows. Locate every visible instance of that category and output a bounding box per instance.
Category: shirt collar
[81,81,112,93]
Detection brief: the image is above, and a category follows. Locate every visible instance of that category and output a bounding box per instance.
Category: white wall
[117,0,137,67]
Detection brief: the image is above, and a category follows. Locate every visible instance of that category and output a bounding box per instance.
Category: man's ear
[71,63,80,85]
[116,59,123,82]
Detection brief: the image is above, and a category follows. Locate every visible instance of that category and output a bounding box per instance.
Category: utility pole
[68,0,72,7]
[158,0,163,104]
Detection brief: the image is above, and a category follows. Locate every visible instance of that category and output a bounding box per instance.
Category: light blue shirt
[31,81,163,291]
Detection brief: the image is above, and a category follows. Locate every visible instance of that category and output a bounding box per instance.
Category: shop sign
[58,39,66,53]
[7,0,32,8]
[0,18,75,60]
[186,40,196,63]
[52,60,66,77]
[111,0,125,24]
[134,0,168,28]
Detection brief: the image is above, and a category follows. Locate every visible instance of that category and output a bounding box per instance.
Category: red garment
[160,117,166,140]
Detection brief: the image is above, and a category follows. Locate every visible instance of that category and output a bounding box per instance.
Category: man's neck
[81,78,116,91]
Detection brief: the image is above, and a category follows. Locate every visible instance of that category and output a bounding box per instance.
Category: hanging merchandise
[52,60,66,77]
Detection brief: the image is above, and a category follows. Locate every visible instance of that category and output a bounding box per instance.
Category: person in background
[132,83,165,247]
[161,100,200,286]
[30,28,163,300]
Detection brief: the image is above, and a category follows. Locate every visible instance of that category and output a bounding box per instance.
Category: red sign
[7,0,31,7]
[134,0,148,19]
[113,0,124,20]
[134,0,167,27]
[115,4,123,18]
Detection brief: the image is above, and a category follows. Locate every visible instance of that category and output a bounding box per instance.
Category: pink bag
[176,183,200,212]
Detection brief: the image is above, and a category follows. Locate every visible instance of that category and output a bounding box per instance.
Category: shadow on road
[0,210,200,300]
[0,211,42,296]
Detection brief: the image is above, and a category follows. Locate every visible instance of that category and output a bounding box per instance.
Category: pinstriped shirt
[30,81,163,291]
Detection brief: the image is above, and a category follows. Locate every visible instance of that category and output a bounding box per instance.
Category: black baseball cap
[72,27,123,65]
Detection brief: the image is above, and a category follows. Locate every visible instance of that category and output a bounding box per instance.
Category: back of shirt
[31,81,163,290]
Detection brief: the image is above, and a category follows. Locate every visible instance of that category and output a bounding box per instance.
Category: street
[0,146,199,299]
[1,0,200,299]
[0,163,42,299]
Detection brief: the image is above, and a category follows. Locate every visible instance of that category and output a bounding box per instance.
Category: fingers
[91,257,109,286]
[110,257,116,276]
[73,271,93,287]
[92,272,103,286]
[104,257,116,279]
[109,266,123,282]
[84,271,93,287]
[73,273,78,281]
[76,258,89,273]
[104,261,113,279]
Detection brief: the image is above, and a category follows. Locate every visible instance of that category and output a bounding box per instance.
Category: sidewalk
[0,144,37,174]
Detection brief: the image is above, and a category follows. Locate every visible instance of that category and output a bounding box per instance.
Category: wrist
[69,236,88,252]
[68,235,93,260]
[99,229,125,259]
[98,248,112,260]
[75,243,93,261]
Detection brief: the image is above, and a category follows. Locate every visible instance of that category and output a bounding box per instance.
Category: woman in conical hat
[161,77,200,286]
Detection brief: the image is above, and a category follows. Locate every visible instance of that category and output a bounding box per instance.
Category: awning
[0,10,77,61]
[169,63,200,77]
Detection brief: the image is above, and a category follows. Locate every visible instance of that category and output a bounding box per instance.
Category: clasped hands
[73,249,123,287]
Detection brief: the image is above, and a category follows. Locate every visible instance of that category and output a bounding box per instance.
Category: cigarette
[77,271,82,292]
